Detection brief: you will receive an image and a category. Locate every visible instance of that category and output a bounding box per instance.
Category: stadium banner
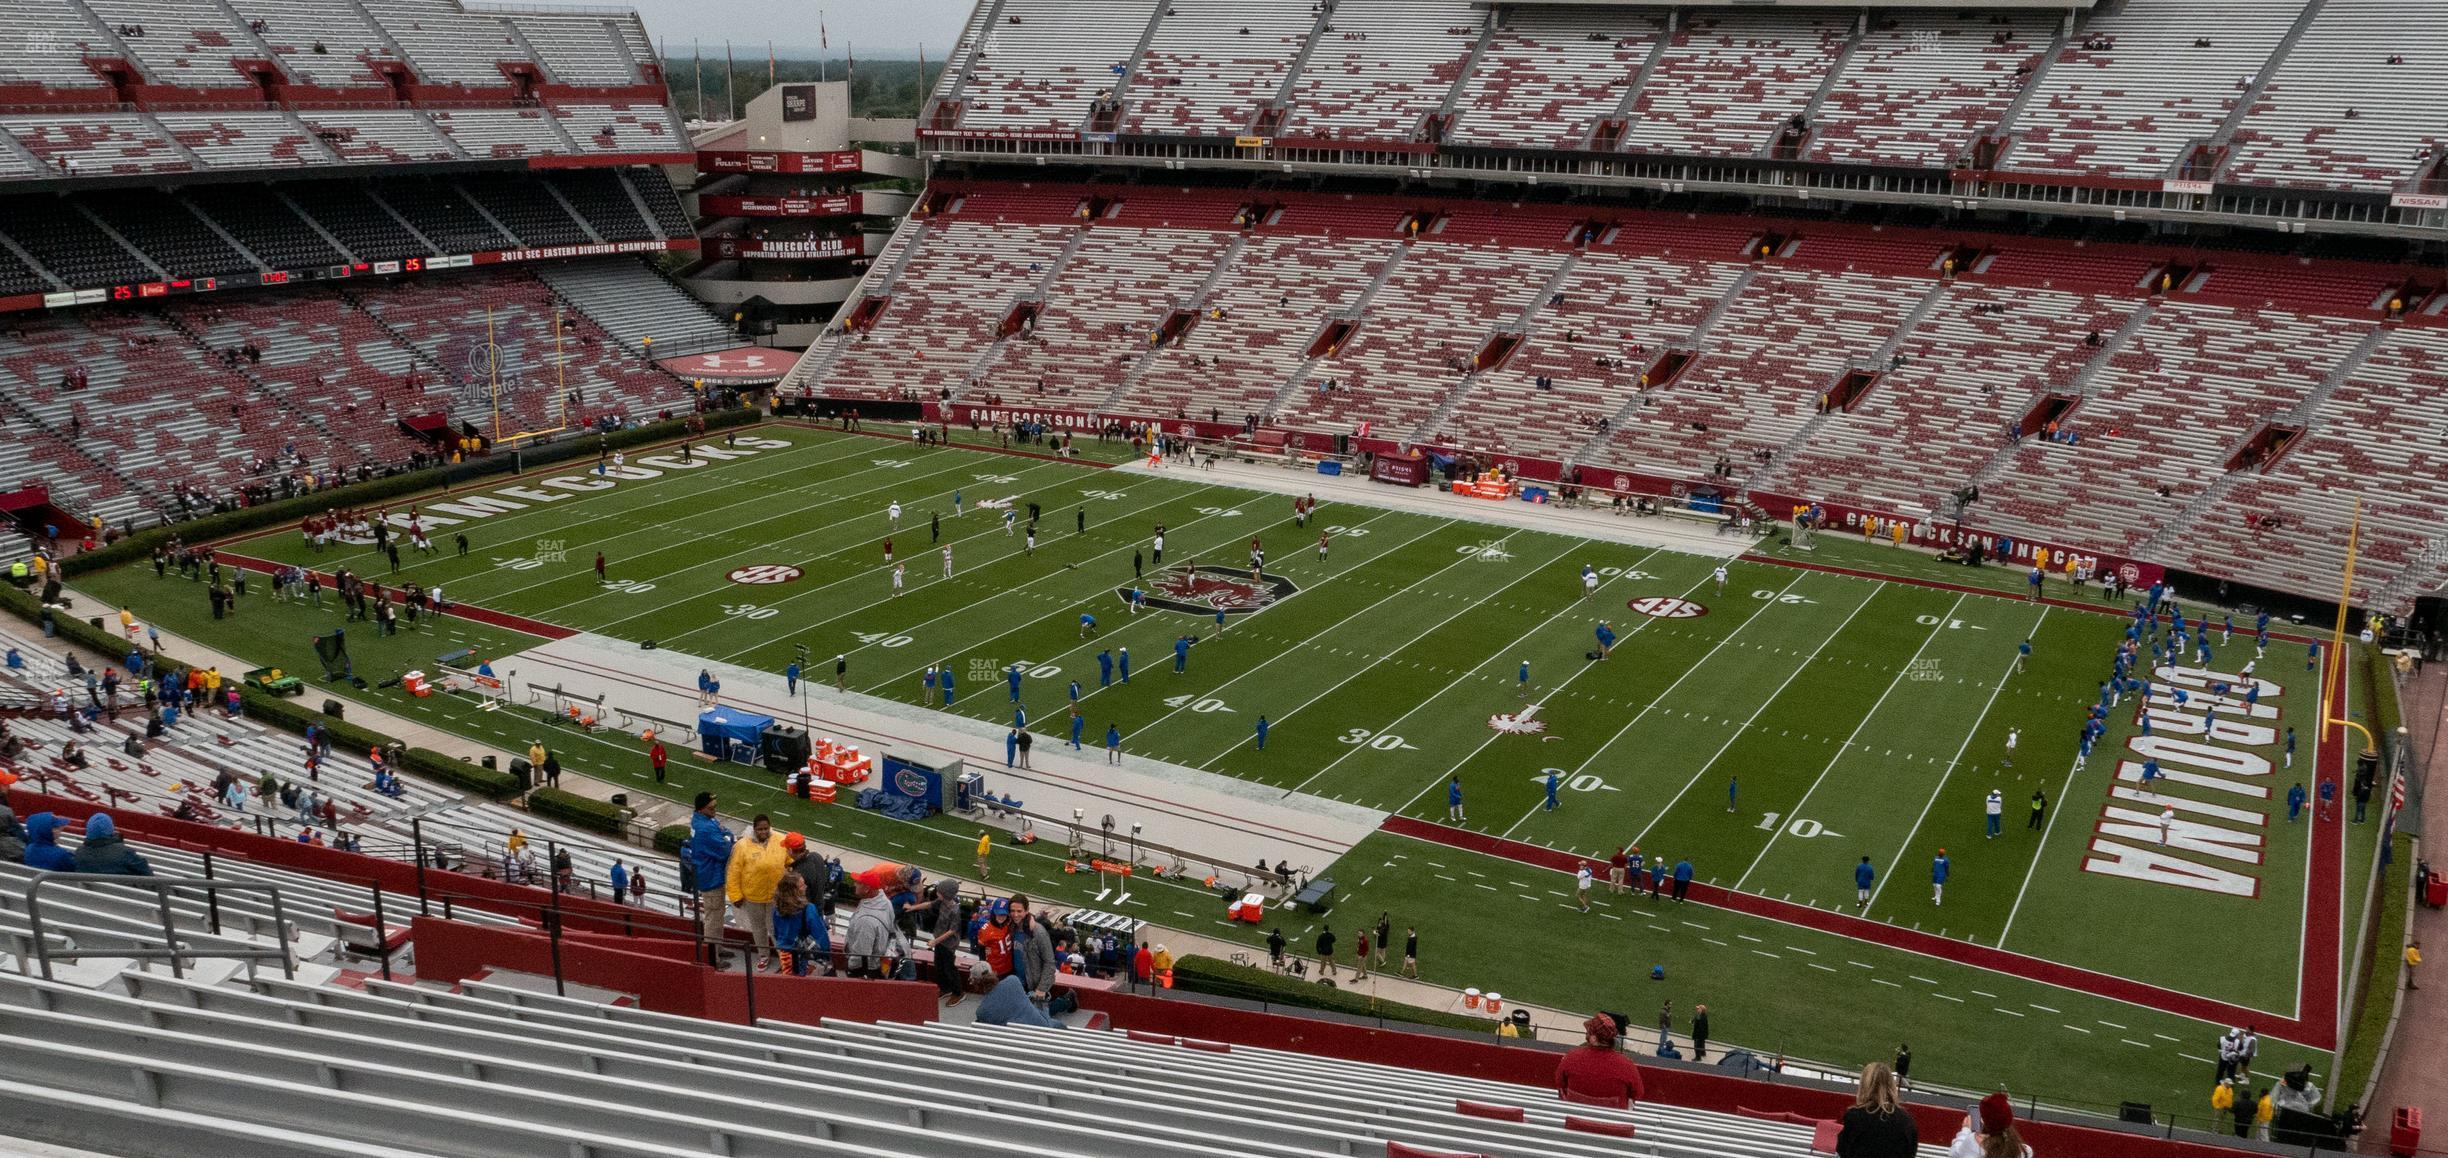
[1748,489,2166,589]
[710,236,866,260]
[925,403,1343,454]
[2393,192,2448,210]
[472,240,684,266]
[697,149,864,174]
[699,194,860,218]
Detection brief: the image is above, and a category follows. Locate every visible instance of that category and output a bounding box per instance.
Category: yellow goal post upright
[2324,497,2381,761]
[487,305,576,451]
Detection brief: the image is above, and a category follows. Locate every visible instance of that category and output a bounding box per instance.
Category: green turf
[80,422,2376,1114]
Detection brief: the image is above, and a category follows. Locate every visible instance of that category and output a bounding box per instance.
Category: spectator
[726,816,790,970]
[20,812,73,870]
[685,792,735,966]
[971,961,1064,1028]
[1009,894,1057,1006]
[1837,1062,1920,1157]
[769,873,829,976]
[925,880,965,1005]
[844,871,908,978]
[1949,1093,2029,1158]
[0,806,25,863]
[71,813,153,876]
[1555,1014,1646,1108]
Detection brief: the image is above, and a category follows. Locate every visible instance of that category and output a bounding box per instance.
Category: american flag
[2390,765,2408,814]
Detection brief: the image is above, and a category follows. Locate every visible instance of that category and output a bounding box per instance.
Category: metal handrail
[24,874,297,983]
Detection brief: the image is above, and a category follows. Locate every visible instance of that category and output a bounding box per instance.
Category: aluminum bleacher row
[0,885,1943,1158]
[927,0,2445,193]
[801,181,2445,611]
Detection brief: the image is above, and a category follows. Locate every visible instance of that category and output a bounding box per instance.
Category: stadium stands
[429,107,573,160]
[155,110,334,169]
[83,0,268,89]
[507,11,647,86]
[2005,0,2300,179]
[1449,8,1665,151]
[83,187,259,279]
[0,113,187,177]
[949,0,1159,133]
[275,181,432,262]
[356,0,535,87]
[537,258,734,356]
[180,183,349,270]
[296,108,462,164]
[2224,0,2448,191]
[1121,0,1312,136]
[1278,0,1480,143]
[1622,10,1852,158]
[1809,11,2054,168]
[0,0,114,90]
[800,179,2442,607]
[0,195,158,287]
[551,102,683,154]
[226,0,403,89]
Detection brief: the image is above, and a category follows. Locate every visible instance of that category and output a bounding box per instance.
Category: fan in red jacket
[1555,1014,1647,1109]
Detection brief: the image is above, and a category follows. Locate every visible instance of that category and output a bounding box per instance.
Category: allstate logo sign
[1628,596,1708,619]
[728,565,804,585]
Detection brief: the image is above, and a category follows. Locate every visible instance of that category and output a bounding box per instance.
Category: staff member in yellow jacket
[728,814,792,971]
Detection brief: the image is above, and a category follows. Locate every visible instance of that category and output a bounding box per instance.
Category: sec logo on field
[1628,596,1708,619]
[727,564,804,585]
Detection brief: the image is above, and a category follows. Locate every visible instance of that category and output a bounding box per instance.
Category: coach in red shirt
[1556,1014,1647,1108]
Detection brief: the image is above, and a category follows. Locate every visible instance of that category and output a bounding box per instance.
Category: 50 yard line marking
[1866,604,2048,913]
[1499,567,1819,841]
[1733,591,1969,890]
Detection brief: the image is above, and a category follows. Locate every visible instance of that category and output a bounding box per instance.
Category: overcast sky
[611,0,975,60]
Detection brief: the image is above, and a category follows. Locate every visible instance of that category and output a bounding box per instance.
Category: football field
[85,422,2381,1114]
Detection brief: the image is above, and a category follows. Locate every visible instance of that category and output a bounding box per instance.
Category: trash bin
[2425,871,2447,909]
[2391,1106,2421,1157]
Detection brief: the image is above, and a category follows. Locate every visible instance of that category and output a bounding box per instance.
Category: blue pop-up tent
[697,707,776,764]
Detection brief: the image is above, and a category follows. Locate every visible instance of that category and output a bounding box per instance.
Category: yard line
[1908,975,1939,985]
[1500,568,1817,840]
[1993,1007,2026,1017]
[1931,993,1964,1003]
[2063,1024,2092,1034]
[793,483,1240,671]
[2030,1003,2061,1013]
[1735,592,1968,890]
[1872,978,1903,988]
[350,433,885,588]
[1071,509,1456,732]
[1971,990,1998,999]
[493,440,987,607]
[1785,946,1817,956]
[2097,1020,2126,1030]
[1866,603,2050,912]
[2178,1052,2215,1064]
[1293,548,1688,799]
[1631,577,1886,850]
[571,453,1086,630]
[1192,530,1592,766]
[2153,1033,2182,1043]
[2120,1039,2151,1049]
[1809,963,1839,973]
[1009,503,1418,716]
[1703,938,1729,947]
[1751,950,1781,960]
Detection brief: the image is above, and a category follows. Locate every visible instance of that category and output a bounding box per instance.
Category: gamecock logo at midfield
[1127,565,1300,616]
